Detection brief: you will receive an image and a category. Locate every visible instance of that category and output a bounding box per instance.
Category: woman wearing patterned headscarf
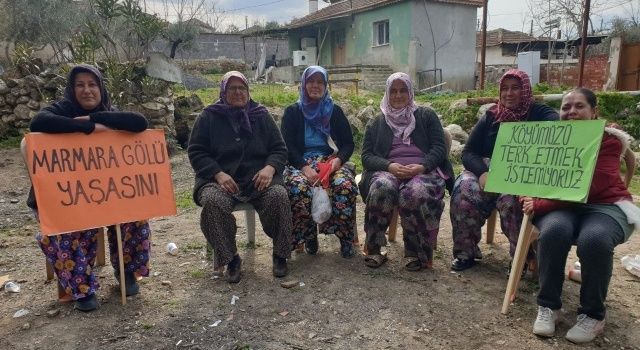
[27,64,150,312]
[280,66,358,258]
[188,71,292,283]
[358,72,454,270]
[449,69,558,272]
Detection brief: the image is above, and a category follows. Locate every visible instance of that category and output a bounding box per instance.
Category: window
[373,20,389,46]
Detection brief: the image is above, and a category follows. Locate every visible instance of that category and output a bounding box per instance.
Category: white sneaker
[565,314,605,343]
[533,306,560,337]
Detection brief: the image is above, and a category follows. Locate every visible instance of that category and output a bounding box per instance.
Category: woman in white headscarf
[359,72,453,270]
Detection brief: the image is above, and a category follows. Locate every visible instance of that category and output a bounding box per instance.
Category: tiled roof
[476,28,551,47]
[287,0,484,29]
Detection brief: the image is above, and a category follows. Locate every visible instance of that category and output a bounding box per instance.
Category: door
[332,29,346,66]
[618,42,640,91]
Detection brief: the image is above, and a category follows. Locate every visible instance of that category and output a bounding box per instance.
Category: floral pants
[36,220,151,300]
[364,171,445,263]
[449,169,525,260]
[284,155,358,245]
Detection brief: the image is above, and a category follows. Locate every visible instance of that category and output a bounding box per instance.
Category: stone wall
[0,71,63,137]
[0,66,177,151]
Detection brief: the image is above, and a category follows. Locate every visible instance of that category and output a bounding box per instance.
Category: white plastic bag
[621,255,640,278]
[311,187,332,224]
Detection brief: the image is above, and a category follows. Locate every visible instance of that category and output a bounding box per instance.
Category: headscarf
[380,72,418,145]
[53,64,113,117]
[297,66,334,136]
[204,71,269,134]
[491,69,534,123]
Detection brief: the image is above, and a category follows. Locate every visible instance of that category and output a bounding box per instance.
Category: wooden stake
[501,214,533,314]
[115,224,127,305]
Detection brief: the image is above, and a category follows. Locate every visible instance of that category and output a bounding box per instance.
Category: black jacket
[462,102,558,177]
[280,103,354,168]
[188,108,288,206]
[358,107,455,199]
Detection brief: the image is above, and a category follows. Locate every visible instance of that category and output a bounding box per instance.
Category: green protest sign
[484,119,605,202]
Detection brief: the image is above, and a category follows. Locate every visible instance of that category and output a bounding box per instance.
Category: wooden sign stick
[501,214,534,314]
[115,224,127,305]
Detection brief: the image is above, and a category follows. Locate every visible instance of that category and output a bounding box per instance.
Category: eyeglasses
[227,85,248,93]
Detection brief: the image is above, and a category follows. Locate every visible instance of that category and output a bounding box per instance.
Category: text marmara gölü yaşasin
[30,141,167,206]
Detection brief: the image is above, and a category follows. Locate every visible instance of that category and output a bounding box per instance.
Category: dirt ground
[0,146,639,350]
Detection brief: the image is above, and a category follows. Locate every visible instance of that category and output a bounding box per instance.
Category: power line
[219,0,286,13]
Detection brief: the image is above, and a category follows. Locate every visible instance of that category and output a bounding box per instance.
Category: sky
[144,0,638,36]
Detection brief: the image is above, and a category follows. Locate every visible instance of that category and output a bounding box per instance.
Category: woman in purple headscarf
[188,71,292,283]
[280,66,358,258]
[449,69,558,272]
[27,64,150,312]
[359,72,454,270]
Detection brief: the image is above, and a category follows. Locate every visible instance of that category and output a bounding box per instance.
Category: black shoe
[451,257,477,271]
[226,255,242,283]
[272,254,289,278]
[305,237,319,255]
[75,294,98,312]
[340,240,355,258]
[113,270,140,296]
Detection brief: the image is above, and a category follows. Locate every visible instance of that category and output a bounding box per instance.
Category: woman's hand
[75,116,110,132]
[388,163,412,180]
[253,165,275,191]
[404,164,425,177]
[214,171,240,194]
[478,172,489,190]
[93,123,109,132]
[330,157,342,174]
[302,165,319,185]
[520,196,535,215]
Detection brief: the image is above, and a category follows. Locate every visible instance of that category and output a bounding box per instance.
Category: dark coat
[26,65,148,209]
[463,102,558,177]
[358,107,455,199]
[280,103,354,168]
[188,108,288,206]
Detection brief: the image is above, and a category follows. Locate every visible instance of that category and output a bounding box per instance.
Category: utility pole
[578,0,591,87]
[479,0,488,90]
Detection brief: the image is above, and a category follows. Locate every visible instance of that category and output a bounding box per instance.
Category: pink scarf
[492,69,534,123]
[380,72,417,145]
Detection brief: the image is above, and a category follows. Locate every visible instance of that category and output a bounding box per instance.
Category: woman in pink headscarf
[449,69,558,272]
[359,72,454,270]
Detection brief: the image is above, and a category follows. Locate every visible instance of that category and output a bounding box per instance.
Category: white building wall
[410,1,477,91]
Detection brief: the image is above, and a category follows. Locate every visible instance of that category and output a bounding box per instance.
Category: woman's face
[224,77,249,107]
[74,72,102,111]
[389,79,410,109]
[500,77,522,110]
[560,92,596,120]
[304,72,326,102]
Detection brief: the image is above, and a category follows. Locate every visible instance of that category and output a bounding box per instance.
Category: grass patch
[183,241,206,251]
[238,240,258,249]
[175,190,196,210]
[189,268,206,278]
[0,135,23,149]
[140,322,154,330]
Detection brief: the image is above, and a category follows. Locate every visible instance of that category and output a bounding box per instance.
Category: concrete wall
[411,0,477,91]
[348,1,412,68]
[152,33,288,64]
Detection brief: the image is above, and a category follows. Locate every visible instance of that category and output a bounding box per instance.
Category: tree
[0,0,86,63]
[159,0,207,58]
[226,24,241,33]
[526,0,630,39]
[264,21,280,30]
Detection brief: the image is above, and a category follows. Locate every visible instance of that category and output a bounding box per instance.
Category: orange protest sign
[26,129,176,235]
